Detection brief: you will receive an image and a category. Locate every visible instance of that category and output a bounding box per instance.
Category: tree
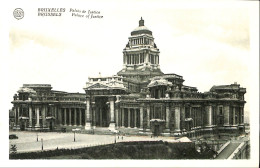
[10,144,17,154]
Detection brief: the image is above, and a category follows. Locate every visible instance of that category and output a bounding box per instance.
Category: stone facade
[10,18,246,137]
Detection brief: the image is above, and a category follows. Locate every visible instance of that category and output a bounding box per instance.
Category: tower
[117,18,163,86]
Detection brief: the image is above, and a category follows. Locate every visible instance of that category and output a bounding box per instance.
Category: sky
[1,0,259,166]
[8,1,252,111]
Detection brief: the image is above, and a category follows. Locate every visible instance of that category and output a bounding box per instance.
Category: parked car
[61,127,66,133]
[9,134,18,139]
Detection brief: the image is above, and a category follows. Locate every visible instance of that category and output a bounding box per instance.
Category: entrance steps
[83,127,141,135]
[118,127,140,135]
[92,127,114,135]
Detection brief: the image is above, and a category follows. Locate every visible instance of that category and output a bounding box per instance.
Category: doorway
[154,125,159,136]
[95,97,109,127]
[49,121,54,130]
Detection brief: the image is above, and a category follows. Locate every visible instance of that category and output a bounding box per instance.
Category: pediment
[86,83,109,89]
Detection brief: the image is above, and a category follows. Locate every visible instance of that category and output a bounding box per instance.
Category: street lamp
[37,133,38,142]
[41,138,43,150]
[74,131,76,142]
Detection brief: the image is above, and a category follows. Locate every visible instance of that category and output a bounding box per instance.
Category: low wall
[10,141,206,159]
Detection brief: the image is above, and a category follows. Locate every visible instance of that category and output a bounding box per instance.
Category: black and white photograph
[0,0,259,167]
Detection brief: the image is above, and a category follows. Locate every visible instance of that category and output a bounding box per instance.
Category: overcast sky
[1,0,259,166]
[6,0,256,113]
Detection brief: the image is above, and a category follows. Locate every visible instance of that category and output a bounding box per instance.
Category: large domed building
[10,18,246,137]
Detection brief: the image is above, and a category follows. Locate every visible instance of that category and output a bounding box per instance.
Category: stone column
[29,105,32,128]
[239,107,242,124]
[69,108,72,126]
[36,106,40,128]
[118,107,121,127]
[85,97,92,130]
[92,104,96,129]
[121,108,125,128]
[64,108,67,125]
[241,107,244,123]
[139,106,143,130]
[128,108,131,128]
[206,105,213,126]
[180,106,185,131]
[174,106,181,135]
[42,106,46,128]
[233,107,236,125]
[99,107,102,127]
[79,108,82,126]
[74,108,77,126]
[224,105,230,126]
[14,107,17,127]
[17,106,20,126]
[146,105,150,130]
[165,104,170,132]
[134,109,137,128]
[115,104,119,128]
[108,97,115,130]
[58,108,62,126]
[54,106,57,118]
[190,107,193,128]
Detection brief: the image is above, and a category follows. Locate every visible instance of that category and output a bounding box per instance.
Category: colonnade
[12,104,85,129]
[61,108,85,126]
[12,102,245,133]
[124,53,159,65]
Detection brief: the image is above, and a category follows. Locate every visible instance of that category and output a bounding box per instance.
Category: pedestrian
[122,136,123,140]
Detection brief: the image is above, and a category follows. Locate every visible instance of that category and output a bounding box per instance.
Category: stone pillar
[174,106,181,135]
[85,97,92,130]
[121,108,125,128]
[54,106,58,119]
[241,107,244,123]
[224,105,230,126]
[128,108,131,128]
[146,105,150,130]
[180,106,185,131]
[42,106,46,128]
[29,105,32,128]
[35,107,40,128]
[233,107,236,125]
[14,107,17,127]
[69,108,72,126]
[64,108,67,125]
[206,105,213,126]
[17,106,20,126]
[115,104,119,128]
[79,108,82,126]
[99,107,102,127]
[74,108,77,126]
[239,107,243,124]
[134,109,137,128]
[139,106,143,130]
[92,104,96,129]
[58,108,62,126]
[165,104,170,132]
[108,97,115,130]
[118,107,121,127]
[190,107,193,128]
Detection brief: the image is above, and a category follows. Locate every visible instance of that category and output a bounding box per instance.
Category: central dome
[131,17,152,36]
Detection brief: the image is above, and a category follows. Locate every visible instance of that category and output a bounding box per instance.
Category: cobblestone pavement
[9,131,180,153]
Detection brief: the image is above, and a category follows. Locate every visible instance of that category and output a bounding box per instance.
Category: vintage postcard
[1,0,259,167]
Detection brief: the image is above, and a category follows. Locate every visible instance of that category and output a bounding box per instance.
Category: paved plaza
[9,131,186,153]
